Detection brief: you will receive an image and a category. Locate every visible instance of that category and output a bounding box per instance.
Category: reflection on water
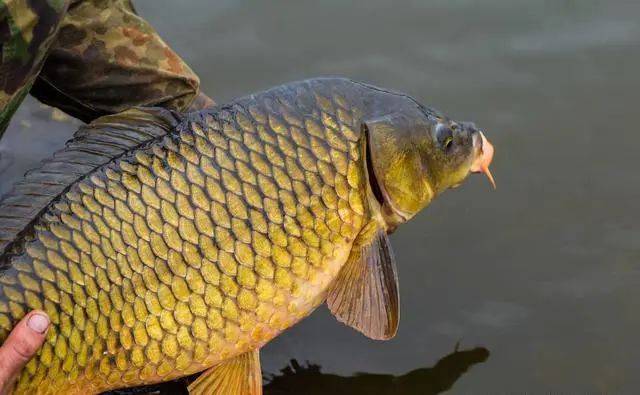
[2,0,640,392]
[103,346,489,395]
[263,346,489,395]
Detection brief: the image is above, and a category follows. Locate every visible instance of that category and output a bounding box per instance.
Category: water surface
[2,0,639,392]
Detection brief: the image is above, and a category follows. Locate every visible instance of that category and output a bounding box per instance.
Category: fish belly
[0,83,368,394]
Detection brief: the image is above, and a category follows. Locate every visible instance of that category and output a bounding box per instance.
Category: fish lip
[472,130,483,155]
[470,130,496,188]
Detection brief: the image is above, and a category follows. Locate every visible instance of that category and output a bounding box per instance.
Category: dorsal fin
[0,107,180,254]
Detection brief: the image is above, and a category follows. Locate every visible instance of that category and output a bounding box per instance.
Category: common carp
[0,78,494,395]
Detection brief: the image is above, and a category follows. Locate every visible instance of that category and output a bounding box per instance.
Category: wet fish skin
[0,78,372,394]
[0,77,491,394]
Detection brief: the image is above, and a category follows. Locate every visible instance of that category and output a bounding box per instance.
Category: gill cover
[364,113,434,224]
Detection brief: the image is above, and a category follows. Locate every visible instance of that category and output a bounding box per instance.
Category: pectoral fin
[327,224,400,340]
[188,349,262,395]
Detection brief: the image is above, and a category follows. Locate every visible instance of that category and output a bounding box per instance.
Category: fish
[0,78,495,395]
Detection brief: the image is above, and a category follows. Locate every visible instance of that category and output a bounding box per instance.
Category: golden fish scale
[0,90,368,394]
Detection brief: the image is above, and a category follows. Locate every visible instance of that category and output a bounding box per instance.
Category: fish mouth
[470,131,496,189]
[365,130,410,231]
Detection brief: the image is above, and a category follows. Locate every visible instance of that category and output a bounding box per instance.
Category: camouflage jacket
[0,0,212,137]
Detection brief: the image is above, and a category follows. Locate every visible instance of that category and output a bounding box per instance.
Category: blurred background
[2,0,639,392]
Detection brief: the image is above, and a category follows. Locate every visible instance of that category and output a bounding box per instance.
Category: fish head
[363,94,495,230]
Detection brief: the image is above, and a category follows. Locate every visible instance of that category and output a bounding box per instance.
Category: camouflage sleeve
[30,0,210,122]
[0,0,71,137]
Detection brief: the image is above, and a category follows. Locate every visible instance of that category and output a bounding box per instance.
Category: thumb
[0,311,49,394]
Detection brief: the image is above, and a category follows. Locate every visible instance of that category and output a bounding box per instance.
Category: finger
[0,311,49,391]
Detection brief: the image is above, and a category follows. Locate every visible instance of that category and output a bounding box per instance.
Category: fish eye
[436,124,454,152]
[443,136,454,151]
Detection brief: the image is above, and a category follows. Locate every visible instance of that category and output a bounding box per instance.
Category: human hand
[0,311,50,395]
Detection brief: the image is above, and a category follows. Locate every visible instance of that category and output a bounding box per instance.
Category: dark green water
[2,0,640,392]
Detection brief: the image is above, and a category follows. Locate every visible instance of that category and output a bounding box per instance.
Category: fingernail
[27,313,50,334]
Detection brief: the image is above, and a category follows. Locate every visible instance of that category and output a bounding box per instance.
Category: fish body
[0,78,494,394]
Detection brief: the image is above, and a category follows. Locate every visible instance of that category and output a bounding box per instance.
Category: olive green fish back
[0,107,180,255]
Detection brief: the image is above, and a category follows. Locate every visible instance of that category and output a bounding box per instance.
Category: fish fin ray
[188,349,262,395]
[327,224,400,340]
[0,107,179,255]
